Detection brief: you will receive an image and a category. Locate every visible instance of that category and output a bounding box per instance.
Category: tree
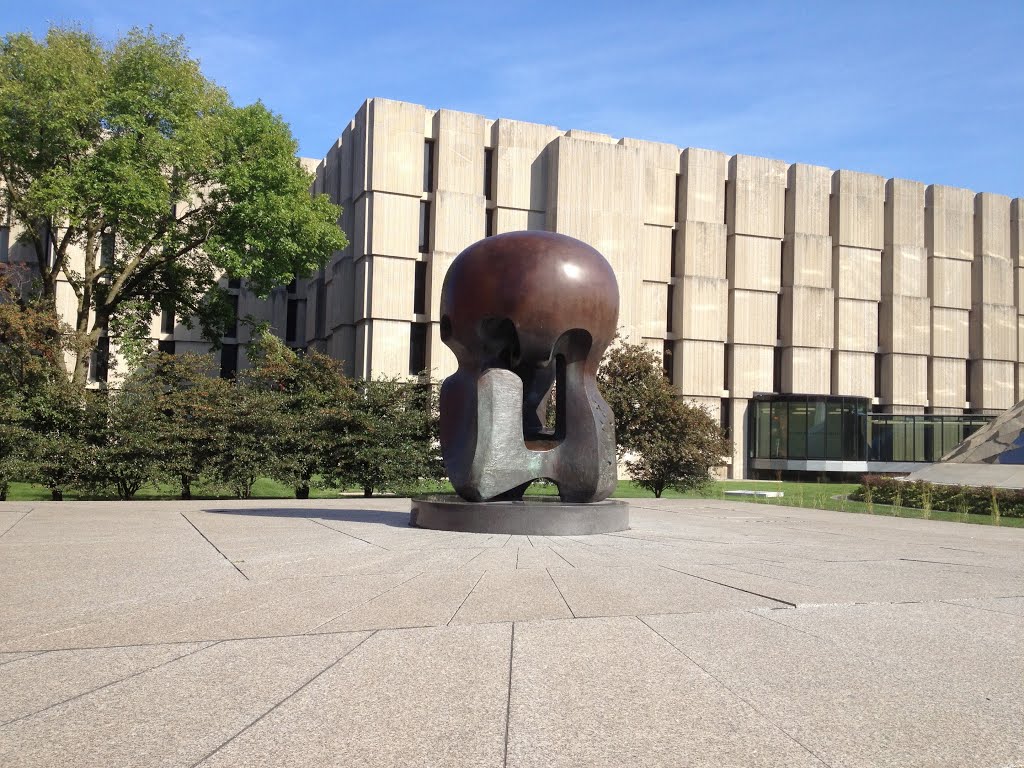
[84,365,169,500]
[20,376,93,500]
[128,351,229,499]
[206,383,285,499]
[598,340,731,497]
[245,329,357,498]
[0,264,79,498]
[332,377,442,498]
[0,26,347,385]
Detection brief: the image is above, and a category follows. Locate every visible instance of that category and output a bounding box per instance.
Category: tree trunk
[0,481,8,502]
[363,486,372,498]
[654,487,663,498]
[180,475,192,500]
[51,488,63,501]
[295,484,310,499]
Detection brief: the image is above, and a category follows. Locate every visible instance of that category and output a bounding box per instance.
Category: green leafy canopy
[0,25,347,384]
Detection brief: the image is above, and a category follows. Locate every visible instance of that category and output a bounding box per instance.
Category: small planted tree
[332,376,442,497]
[245,330,357,498]
[206,383,285,499]
[85,368,168,499]
[598,340,731,497]
[20,377,92,500]
[132,352,228,499]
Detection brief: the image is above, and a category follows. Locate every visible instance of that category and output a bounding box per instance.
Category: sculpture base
[409,495,629,535]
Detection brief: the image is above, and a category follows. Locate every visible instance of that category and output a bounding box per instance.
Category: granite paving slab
[0,641,211,723]
[506,616,826,767]
[549,565,789,617]
[2,497,1024,767]
[0,632,370,768]
[643,608,1024,768]
[197,623,511,768]
[449,568,574,624]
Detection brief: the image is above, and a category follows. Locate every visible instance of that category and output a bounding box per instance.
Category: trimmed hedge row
[851,474,1024,518]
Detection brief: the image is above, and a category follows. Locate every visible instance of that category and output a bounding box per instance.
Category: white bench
[723,490,784,498]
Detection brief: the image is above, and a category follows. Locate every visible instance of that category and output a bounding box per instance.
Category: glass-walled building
[748,393,993,478]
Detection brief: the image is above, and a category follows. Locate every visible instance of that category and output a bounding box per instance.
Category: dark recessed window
[663,341,674,385]
[673,173,681,223]
[227,277,241,290]
[225,293,239,339]
[286,278,297,295]
[670,230,678,277]
[0,225,9,262]
[724,343,732,391]
[413,261,427,315]
[157,339,176,356]
[160,300,175,335]
[100,230,115,267]
[409,323,428,375]
[773,347,783,393]
[92,336,109,383]
[286,298,298,343]
[486,208,495,238]
[965,360,973,407]
[666,284,674,333]
[220,344,238,380]
[484,148,494,200]
[874,353,883,399]
[419,201,431,253]
[720,398,731,439]
[423,139,435,193]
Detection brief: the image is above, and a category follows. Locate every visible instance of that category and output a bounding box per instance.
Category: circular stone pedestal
[409,495,629,535]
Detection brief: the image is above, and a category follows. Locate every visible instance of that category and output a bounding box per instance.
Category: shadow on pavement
[201,506,412,528]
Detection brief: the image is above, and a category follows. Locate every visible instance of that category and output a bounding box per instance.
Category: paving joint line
[711,563,820,589]
[306,571,424,632]
[501,622,516,768]
[548,546,576,568]
[0,650,47,668]
[0,508,32,540]
[546,568,576,618]
[180,513,250,580]
[447,571,487,625]
[659,564,797,608]
[307,518,390,550]
[938,598,1024,618]
[188,630,378,767]
[634,616,835,768]
[0,640,223,729]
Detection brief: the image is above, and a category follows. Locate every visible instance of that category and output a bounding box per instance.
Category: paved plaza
[0,498,1022,767]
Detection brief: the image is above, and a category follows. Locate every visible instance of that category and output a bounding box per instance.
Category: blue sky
[6,1,1024,197]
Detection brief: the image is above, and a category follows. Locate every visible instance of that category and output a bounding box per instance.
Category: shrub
[853,475,1024,518]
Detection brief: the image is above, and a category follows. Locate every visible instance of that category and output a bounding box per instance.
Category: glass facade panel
[749,394,996,466]
[807,401,826,458]
[788,401,809,459]
[756,402,770,458]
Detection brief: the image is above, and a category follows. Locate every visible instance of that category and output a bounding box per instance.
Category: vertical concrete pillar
[620,137,681,353]
[879,178,929,413]
[830,170,884,398]
[970,192,1015,411]
[545,134,645,342]
[781,163,834,394]
[725,154,785,477]
[926,185,973,411]
[1013,199,1024,400]
[674,148,729,410]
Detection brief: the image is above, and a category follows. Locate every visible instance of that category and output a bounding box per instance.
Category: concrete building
[277,98,1021,478]
[3,97,1022,478]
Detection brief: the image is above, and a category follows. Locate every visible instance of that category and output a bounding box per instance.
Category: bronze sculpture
[438,231,619,503]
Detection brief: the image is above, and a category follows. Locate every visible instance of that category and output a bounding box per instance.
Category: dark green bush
[852,475,1024,518]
